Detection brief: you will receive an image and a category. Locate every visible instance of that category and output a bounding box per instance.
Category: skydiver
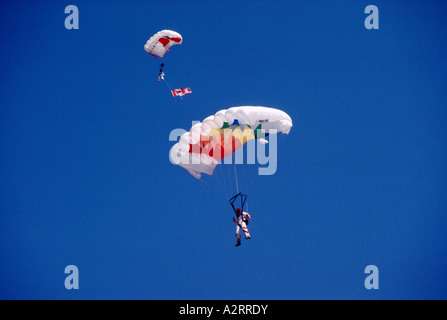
[233,208,251,247]
[158,63,165,82]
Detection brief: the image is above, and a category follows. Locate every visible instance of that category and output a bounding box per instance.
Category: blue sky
[1,0,447,299]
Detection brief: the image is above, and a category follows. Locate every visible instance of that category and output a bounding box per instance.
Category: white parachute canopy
[144,30,183,58]
[170,106,293,179]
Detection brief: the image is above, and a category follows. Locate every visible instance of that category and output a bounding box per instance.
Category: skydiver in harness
[158,63,165,82]
[230,193,251,247]
[233,208,251,247]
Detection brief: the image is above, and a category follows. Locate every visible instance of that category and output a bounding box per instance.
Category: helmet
[236,208,241,214]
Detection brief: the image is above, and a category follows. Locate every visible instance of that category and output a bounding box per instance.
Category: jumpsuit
[234,211,251,245]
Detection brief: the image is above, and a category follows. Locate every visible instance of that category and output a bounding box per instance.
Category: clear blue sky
[1,0,446,299]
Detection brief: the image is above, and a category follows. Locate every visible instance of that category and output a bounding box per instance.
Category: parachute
[144,30,182,58]
[145,30,189,99]
[170,106,292,243]
[170,106,293,181]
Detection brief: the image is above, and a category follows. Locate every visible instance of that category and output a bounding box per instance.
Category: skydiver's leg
[240,221,251,239]
[235,225,241,246]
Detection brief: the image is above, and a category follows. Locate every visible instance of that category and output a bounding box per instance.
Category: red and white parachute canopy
[144,30,183,58]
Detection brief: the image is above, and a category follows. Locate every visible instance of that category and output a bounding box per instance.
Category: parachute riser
[229,193,247,217]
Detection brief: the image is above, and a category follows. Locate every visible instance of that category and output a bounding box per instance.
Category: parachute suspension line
[217,155,231,198]
[209,166,228,198]
[240,144,249,194]
[224,159,233,197]
[198,178,227,201]
[233,153,240,194]
[218,162,231,199]
[243,141,258,197]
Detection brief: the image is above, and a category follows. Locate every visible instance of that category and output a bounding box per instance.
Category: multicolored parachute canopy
[170,106,293,179]
[144,30,182,58]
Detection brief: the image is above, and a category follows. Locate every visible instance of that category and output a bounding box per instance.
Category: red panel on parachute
[158,37,171,46]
